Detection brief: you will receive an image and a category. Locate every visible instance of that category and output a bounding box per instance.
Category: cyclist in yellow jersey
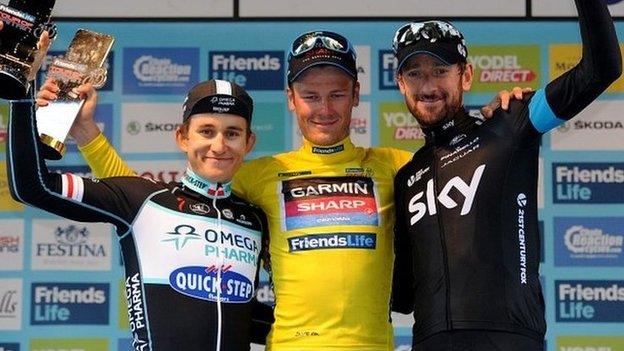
[37,30,522,350]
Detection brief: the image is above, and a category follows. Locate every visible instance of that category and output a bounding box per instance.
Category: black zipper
[430,131,453,330]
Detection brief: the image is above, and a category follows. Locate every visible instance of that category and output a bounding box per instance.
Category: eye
[433,67,450,77]
[407,70,423,78]
[225,130,242,139]
[198,128,215,137]
[330,92,347,99]
[302,95,319,102]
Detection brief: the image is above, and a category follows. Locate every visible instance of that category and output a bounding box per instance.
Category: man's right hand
[36,78,102,147]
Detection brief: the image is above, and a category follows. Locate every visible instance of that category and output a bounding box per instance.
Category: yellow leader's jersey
[81,133,412,351]
[234,137,411,351]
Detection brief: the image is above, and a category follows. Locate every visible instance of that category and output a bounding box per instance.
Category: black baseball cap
[393,21,468,72]
[287,31,357,83]
[182,79,253,123]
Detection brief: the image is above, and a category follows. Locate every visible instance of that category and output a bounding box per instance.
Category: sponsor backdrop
[0,17,623,351]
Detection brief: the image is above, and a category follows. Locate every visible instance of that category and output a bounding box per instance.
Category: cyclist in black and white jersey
[6,79,273,351]
[391,0,621,350]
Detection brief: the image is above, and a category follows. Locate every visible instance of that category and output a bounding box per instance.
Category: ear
[245,132,257,154]
[352,81,360,107]
[175,126,188,153]
[286,86,296,112]
[461,63,474,92]
[396,73,407,95]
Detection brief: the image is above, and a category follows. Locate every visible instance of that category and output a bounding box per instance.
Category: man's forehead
[403,54,452,70]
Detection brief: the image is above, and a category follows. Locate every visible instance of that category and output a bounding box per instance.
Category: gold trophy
[36,29,114,159]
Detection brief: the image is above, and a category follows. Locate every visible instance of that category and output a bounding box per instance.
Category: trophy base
[0,63,30,100]
[39,133,65,160]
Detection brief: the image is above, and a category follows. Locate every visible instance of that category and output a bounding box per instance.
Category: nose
[211,133,227,153]
[319,97,333,116]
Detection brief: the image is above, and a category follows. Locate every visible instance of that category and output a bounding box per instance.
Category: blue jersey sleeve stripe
[528,89,566,133]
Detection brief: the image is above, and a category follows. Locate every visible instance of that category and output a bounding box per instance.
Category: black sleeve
[249,209,274,344]
[391,167,415,314]
[6,99,159,232]
[544,0,622,121]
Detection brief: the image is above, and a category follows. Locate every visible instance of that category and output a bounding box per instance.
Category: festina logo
[408,165,485,225]
[36,225,106,257]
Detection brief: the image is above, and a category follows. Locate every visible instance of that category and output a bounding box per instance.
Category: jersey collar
[181,167,232,199]
[299,136,357,163]
[422,108,480,146]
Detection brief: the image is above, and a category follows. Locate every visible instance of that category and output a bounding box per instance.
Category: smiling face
[287,65,360,146]
[396,54,473,127]
[176,113,255,183]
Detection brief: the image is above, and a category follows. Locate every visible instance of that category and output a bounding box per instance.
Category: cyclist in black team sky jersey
[391,1,621,350]
[5,78,272,351]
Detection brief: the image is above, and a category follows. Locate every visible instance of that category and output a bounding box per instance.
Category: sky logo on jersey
[379,50,398,90]
[550,44,624,93]
[557,335,624,351]
[281,177,379,230]
[379,102,425,151]
[170,265,254,303]
[288,233,376,252]
[29,338,108,351]
[39,51,115,91]
[124,47,199,94]
[469,45,540,91]
[556,280,624,322]
[209,51,284,90]
[552,163,624,204]
[30,283,109,325]
[555,217,624,266]
[0,343,19,351]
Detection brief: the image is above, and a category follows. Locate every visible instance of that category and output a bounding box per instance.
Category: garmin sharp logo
[209,51,284,90]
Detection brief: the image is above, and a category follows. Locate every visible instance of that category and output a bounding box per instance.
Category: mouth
[202,156,233,163]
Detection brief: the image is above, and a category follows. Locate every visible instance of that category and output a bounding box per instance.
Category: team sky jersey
[392,0,621,344]
[82,133,412,350]
[7,100,271,351]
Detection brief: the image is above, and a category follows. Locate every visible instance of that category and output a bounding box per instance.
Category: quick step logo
[556,280,624,322]
[209,51,284,90]
[552,163,624,204]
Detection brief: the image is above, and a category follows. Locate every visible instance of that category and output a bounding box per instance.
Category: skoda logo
[127,121,141,135]
[517,193,527,208]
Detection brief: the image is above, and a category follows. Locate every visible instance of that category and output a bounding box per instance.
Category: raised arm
[530,0,622,132]
[7,98,152,230]
[37,81,136,178]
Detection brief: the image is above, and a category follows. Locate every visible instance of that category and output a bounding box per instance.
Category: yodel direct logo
[169,265,253,303]
[556,280,624,322]
[30,283,109,325]
[553,163,624,203]
[209,51,284,90]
